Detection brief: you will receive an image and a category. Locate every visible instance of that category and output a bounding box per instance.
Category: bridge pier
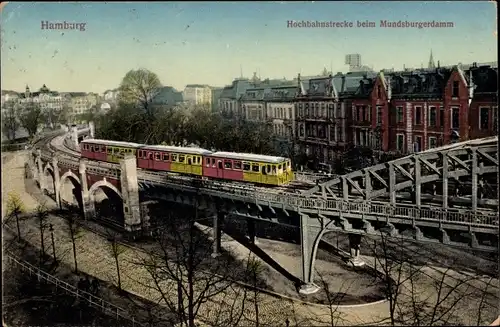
[440,229,451,244]
[120,155,143,234]
[79,159,95,219]
[246,218,258,244]
[36,149,47,191]
[71,126,79,149]
[299,213,321,295]
[211,211,224,258]
[52,157,61,209]
[88,121,95,138]
[348,233,365,267]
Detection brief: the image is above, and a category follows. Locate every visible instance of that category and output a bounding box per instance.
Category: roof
[81,139,142,148]
[468,65,497,94]
[388,68,452,99]
[140,144,212,155]
[210,151,289,164]
[185,84,209,88]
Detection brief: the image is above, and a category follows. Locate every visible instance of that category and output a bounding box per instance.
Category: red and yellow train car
[137,145,212,176]
[81,139,141,163]
[204,152,294,185]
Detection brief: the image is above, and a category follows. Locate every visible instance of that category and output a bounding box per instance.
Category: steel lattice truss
[304,136,499,212]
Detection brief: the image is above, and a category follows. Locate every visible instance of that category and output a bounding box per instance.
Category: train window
[218,160,223,169]
[162,153,169,161]
[155,152,160,161]
[179,155,185,163]
[267,165,272,174]
[90,146,94,152]
[171,154,177,161]
[243,162,251,171]
[211,158,216,167]
[187,156,192,165]
[272,165,277,174]
[252,164,260,172]
[224,160,232,169]
[234,161,242,170]
[107,148,112,154]
[205,158,210,167]
[148,152,153,160]
[278,164,282,171]
[100,146,105,153]
[197,157,201,165]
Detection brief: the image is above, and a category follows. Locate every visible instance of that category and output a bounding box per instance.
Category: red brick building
[350,72,390,152]
[467,65,498,139]
[381,64,497,154]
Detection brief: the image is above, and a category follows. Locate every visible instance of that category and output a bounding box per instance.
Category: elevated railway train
[80,139,294,186]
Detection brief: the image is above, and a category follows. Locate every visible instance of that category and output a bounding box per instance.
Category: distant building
[211,87,223,112]
[60,92,99,123]
[183,84,212,106]
[151,86,184,109]
[219,78,253,117]
[1,90,19,106]
[103,89,120,103]
[19,85,64,127]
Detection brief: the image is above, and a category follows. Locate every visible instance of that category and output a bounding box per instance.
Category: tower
[428,50,436,69]
[25,85,30,98]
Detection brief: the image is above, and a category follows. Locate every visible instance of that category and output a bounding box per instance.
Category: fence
[5,253,145,327]
[1,143,30,152]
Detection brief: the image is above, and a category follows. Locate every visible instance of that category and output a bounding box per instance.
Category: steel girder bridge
[33,127,499,295]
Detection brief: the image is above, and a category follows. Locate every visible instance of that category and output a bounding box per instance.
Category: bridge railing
[139,170,498,228]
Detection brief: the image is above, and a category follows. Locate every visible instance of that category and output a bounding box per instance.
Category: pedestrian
[285,318,290,327]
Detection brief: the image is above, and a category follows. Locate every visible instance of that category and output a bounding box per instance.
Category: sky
[1,1,497,94]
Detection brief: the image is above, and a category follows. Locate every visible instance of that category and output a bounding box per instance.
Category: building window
[429,137,437,149]
[414,136,422,152]
[451,107,460,129]
[452,81,459,97]
[414,106,422,125]
[479,107,489,130]
[376,106,382,125]
[396,134,404,151]
[439,106,444,127]
[428,106,437,127]
[396,106,403,123]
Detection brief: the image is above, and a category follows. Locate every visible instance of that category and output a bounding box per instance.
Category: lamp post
[49,223,57,265]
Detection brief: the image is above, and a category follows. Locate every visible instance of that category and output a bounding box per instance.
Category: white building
[103,89,120,103]
[183,84,212,106]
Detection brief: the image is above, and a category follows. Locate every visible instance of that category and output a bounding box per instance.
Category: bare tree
[19,101,43,139]
[1,100,20,141]
[34,203,50,264]
[129,208,242,327]
[65,212,83,273]
[367,231,497,326]
[239,253,265,327]
[105,228,127,290]
[118,69,162,117]
[5,191,26,242]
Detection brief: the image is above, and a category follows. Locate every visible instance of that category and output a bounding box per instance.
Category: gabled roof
[467,65,497,94]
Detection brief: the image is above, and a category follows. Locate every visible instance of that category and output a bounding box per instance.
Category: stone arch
[43,162,54,177]
[59,170,81,190]
[88,179,122,200]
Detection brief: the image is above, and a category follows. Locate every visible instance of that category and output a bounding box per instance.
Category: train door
[217,159,224,178]
[186,155,193,174]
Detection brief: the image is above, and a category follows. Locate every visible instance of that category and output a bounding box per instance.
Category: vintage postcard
[1,2,498,327]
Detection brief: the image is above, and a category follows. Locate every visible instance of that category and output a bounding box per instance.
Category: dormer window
[452,81,459,97]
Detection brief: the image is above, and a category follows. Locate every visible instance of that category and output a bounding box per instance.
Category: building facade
[295,73,359,164]
[265,86,297,156]
[183,84,212,106]
[151,86,184,109]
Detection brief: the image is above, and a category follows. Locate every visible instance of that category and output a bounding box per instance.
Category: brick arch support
[88,179,123,200]
[59,170,81,190]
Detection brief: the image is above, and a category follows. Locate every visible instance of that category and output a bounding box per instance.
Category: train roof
[210,151,289,164]
[140,144,213,155]
[81,139,142,148]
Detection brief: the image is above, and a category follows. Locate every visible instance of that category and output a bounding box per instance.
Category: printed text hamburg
[287,20,455,29]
